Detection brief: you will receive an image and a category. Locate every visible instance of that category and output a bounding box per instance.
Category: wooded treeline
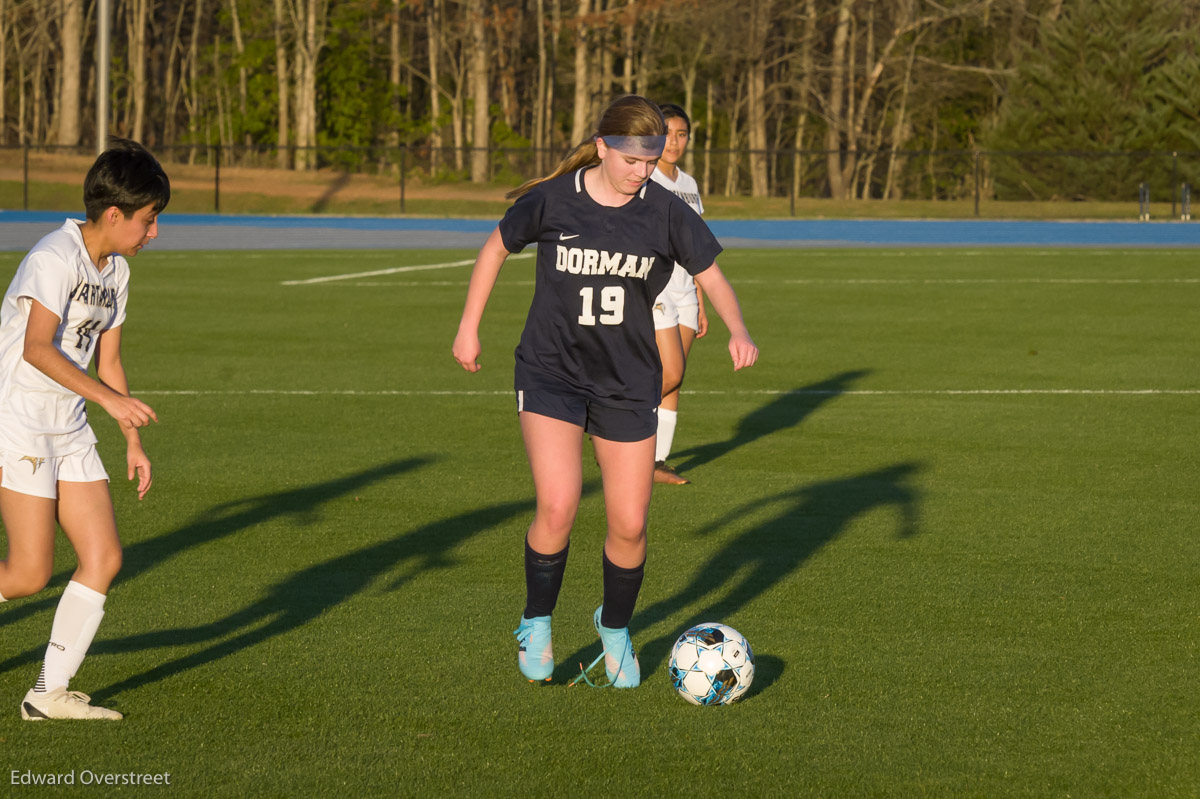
[2,0,1198,200]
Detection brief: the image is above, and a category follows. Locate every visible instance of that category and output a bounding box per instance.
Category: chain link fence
[3,143,1198,219]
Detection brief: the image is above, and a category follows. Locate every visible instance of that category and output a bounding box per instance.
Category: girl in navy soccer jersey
[452,95,757,688]
[0,139,166,720]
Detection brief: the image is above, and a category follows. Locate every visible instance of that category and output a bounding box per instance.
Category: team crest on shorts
[19,455,46,474]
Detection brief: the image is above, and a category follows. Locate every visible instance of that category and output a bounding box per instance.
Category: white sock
[655,408,678,463]
[35,581,107,693]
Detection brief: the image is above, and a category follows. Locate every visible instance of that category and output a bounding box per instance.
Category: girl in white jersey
[453,95,758,689]
[0,139,167,721]
[650,103,706,485]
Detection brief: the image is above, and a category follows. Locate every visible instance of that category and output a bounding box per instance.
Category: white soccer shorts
[652,287,700,332]
[0,446,109,500]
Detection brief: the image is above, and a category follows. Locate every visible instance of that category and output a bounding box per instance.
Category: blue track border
[3,210,1200,250]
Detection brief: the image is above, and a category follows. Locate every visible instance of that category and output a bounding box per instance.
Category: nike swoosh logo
[559,233,580,240]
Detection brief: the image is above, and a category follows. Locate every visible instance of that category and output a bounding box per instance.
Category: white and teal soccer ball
[668,623,754,705]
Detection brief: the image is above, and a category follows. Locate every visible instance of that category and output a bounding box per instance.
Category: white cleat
[21,687,123,721]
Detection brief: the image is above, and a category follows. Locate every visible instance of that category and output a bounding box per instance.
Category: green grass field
[0,244,1197,797]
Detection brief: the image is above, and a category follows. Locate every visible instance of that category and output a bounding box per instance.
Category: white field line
[292,277,1200,288]
[281,252,532,285]
[753,278,1200,285]
[305,276,1200,288]
[136,388,1200,397]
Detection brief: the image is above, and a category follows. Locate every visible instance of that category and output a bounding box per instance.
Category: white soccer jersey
[0,219,129,456]
[649,166,705,301]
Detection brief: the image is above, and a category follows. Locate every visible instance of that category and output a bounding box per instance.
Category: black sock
[523,540,569,618]
[600,549,645,629]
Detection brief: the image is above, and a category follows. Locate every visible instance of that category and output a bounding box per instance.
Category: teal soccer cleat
[592,606,641,688]
[514,615,553,682]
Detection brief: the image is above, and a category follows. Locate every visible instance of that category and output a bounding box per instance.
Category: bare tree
[745,0,772,196]
[389,0,402,148]
[426,0,443,169]
[273,0,290,167]
[56,0,82,145]
[1,0,10,144]
[569,0,589,144]
[227,0,248,146]
[467,0,487,182]
[183,0,204,162]
[791,0,815,202]
[289,0,330,171]
[125,0,149,143]
[534,0,548,170]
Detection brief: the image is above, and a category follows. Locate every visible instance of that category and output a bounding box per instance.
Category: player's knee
[101,546,123,581]
[533,499,578,538]
[2,566,53,598]
[607,512,648,545]
[80,544,123,583]
[661,364,685,397]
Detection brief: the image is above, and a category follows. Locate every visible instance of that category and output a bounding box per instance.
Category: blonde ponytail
[505,95,666,201]
[506,140,599,200]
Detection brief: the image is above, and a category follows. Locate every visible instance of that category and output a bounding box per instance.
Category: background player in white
[452,95,757,689]
[650,103,706,485]
[0,139,167,720]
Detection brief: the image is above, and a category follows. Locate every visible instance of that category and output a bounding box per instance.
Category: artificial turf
[0,244,1196,797]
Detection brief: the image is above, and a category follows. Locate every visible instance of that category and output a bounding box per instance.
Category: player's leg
[590,426,655,687]
[520,410,584,555]
[657,325,686,401]
[678,322,698,365]
[593,434,654,570]
[657,309,700,482]
[21,478,124,720]
[0,476,58,602]
[514,409,584,681]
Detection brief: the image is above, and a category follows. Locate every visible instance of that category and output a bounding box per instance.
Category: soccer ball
[668,623,754,705]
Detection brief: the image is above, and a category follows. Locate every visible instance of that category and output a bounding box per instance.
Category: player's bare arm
[453,227,511,372]
[694,264,758,370]
[96,325,153,499]
[23,299,157,429]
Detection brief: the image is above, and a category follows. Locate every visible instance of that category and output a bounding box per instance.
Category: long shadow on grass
[88,490,555,700]
[0,457,433,673]
[671,369,870,477]
[559,462,922,688]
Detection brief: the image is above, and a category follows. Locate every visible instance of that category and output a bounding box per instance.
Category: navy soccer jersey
[499,167,722,409]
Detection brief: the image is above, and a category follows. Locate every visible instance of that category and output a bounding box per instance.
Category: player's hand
[452,330,482,372]
[104,394,158,429]
[728,332,758,371]
[127,444,153,500]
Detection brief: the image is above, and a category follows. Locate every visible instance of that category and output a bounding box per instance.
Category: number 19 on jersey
[578,286,625,326]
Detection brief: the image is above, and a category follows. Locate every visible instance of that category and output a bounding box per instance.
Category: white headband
[598,135,667,158]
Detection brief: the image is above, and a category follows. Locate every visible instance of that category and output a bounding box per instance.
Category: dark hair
[83,138,171,221]
[659,103,691,134]
[507,95,667,200]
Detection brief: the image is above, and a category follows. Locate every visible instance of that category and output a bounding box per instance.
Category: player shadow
[88,492,543,701]
[557,461,923,689]
[671,369,871,476]
[0,457,433,671]
[311,170,353,212]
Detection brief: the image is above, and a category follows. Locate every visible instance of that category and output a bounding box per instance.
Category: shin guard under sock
[523,540,569,619]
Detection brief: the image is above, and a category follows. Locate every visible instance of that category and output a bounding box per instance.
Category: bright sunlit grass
[0,245,1196,797]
